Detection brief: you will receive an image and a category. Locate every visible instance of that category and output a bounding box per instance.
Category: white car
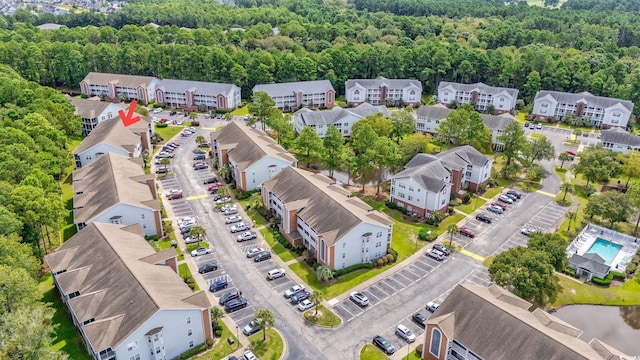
[184,236,199,244]
[230,223,249,233]
[216,197,232,205]
[155,151,174,158]
[426,249,445,261]
[225,215,243,224]
[284,284,305,298]
[395,324,416,343]
[223,207,238,216]
[178,217,196,227]
[498,195,514,204]
[350,291,369,307]
[243,350,258,360]
[246,247,265,258]
[267,268,286,280]
[237,231,257,242]
[426,301,440,313]
[152,108,162,114]
[190,247,213,257]
[298,299,315,311]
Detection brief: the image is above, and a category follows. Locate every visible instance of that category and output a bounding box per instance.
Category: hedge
[334,262,373,277]
[562,267,579,279]
[155,123,168,128]
[610,271,626,280]
[591,273,614,286]
[179,343,207,359]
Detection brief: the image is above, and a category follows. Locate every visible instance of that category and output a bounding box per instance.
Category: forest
[0,0,639,116]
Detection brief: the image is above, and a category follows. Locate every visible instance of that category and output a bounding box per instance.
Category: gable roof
[44,223,209,353]
[253,80,334,97]
[438,81,519,98]
[534,90,634,112]
[81,72,156,88]
[73,153,159,223]
[296,103,389,127]
[481,113,517,131]
[345,77,422,91]
[570,253,611,273]
[416,104,452,119]
[601,128,640,147]
[70,96,122,120]
[156,78,238,96]
[429,284,627,360]
[212,122,296,171]
[436,145,491,168]
[395,155,451,193]
[263,167,392,246]
[73,117,142,155]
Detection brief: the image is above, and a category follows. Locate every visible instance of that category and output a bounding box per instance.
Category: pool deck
[567,224,640,272]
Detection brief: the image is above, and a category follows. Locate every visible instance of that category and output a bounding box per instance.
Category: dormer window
[110,216,123,225]
[68,290,80,299]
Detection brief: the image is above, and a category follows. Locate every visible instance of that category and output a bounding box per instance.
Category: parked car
[290,291,311,305]
[219,289,241,305]
[350,291,369,307]
[242,319,262,336]
[475,213,493,223]
[220,204,235,212]
[247,247,265,258]
[242,350,258,360]
[284,284,305,298]
[529,123,536,129]
[433,244,451,256]
[223,207,238,216]
[155,167,171,174]
[536,123,542,129]
[184,236,199,244]
[520,226,537,236]
[396,324,416,343]
[208,183,224,191]
[372,336,396,355]
[253,251,271,262]
[181,131,192,137]
[198,262,218,274]
[565,150,576,160]
[169,110,177,116]
[155,151,174,158]
[209,278,228,292]
[412,312,427,328]
[179,217,196,227]
[506,190,522,199]
[193,149,206,155]
[225,298,248,313]
[225,215,243,224]
[180,224,195,234]
[492,201,508,210]
[194,163,209,170]
[459,227,475,238]
[426,249,445,261]
[505,193,518,201]
[237,231,257,242]
[203,177,218,184]
[194,154,206,161]
[298,299,315,311]
[498,195,514,204]
[230,223,250,233]
[524,122,530,128]
[166,190,183,200]
[216,197,232,205]
[582,131,590,137]
[426,301,440,312]
[190,247,213,257]
[487,205,504,214]
[267,268,286,280]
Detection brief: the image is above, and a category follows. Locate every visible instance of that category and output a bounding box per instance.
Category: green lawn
[553,274,640,306]
[178,263,200,291]
[259,228,298,262]
[514,112,527,123]
[457,197,487,214]
[195,322,240,360]
[360,344,388,360]
[402,351,423,360]
[154,125,183,144]
[303,305,342,327]
[482,186,502,199]
[39,273,91,360]
[231,106,250,116]
[248,328,284,360]
[238,199,267,227]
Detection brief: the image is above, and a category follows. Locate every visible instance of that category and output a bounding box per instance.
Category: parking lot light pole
[236,325,239,349]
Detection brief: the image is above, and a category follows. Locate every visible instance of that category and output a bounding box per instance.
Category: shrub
[214,327,223,337]
[562,267,579,278]
[626,263,637,275]
[145,235,159,241]
[334,262,373,277]
[386,253,395,263]
[385,201,398,210]
[376,258,384,267]
[381,256,389,265]
[449,198,462,207]
[583,184,597,197]
[415,344,423,356]
[418,229,429,240]
[179,343,207,359]
[155,123,168,128]
[191,121,200,126]
[463,192,472,204]
[206,338,214,347]
[592,273,613,286]
[610,271,626,280]
[387,248,398,258]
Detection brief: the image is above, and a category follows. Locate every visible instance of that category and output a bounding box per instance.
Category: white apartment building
[437,82,518,114]
[70,97,126,136]
[253,80,335,111]
[345,77,422,107]
[294,103,389,137]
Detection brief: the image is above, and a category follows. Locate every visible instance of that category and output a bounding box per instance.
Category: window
[186,316,191,324]
[398,192,405,199]
[343,243,346,248]
[155,347,161,354]
[408,186,414,191]
[188,329,192,336]
[129,355,140,360]
[189,341,194,348]
[342,253,345,258]
[429,329,442,357]
[408,196,413,201]
[127,342,138,351]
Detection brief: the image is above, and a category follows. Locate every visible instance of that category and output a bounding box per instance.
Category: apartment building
[437,82,518,114]
[293,103,389,137]
[70,97,125,136]
[253,80,335,111]
[345,77,422,107]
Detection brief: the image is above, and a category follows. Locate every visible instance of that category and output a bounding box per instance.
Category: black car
[253,251,271,262]
[372,336,396,355]
[198,262,218,274]
[225,298,247,313]
[170,111,177,116]
[524,122,530,128]
[412,312,427,328]
[506,190,521,199]
[433,244,451,256]
[475,213,493,224]
[219,289,240,305]
[290,291,311,304]
[203,177,218,184]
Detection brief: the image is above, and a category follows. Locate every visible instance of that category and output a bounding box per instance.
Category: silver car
[237,231,257,242]
[350,291,369,307]
[230,222,249,233]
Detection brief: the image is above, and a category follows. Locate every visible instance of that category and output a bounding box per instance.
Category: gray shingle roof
[438,81,519,98]
[429,284,627,360]
[70,96,121,120]
[395,156,450,193]
[345,77,422,91]
[73,116,144,154]
[73,153,160,223]
[570,253,611,273]
[156,78,238,96]
[416,104,452,119]
[601,128,640,147]
[535,90,634,112]
[262,167,392,246]
[296,103,389,127]
[44,223,210,353]
[253,80,334,97]
[436,145,490,168]
[481,113,517,131]
[212,122,296,172]
[82,72,156,89]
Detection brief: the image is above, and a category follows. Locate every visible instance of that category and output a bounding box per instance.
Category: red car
[491,202,507,211]
[207,183,224,191]
[565,150,576,160]
[166,190,183,200]
[160,118,169,124]
[459,227,475,238]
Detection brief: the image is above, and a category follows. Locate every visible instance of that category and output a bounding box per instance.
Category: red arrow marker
[119,99,141,127]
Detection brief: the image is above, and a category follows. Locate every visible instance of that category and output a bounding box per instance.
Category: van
[218,289,240,305]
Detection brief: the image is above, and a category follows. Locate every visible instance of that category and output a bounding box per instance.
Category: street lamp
[235,325,239,349]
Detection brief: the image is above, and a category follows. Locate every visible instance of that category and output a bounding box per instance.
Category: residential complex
[70,96,126,136]
[293,103,389,137]
[72,115,151,168]
[79,72,241,110]
[600,128,640,154]
[391,146,492,215]
[211,122,297,191]
[72,152,163,236]
[344,77,422,107]
[437,82,518,114]
[261,167,393,270]
[531,90,633,128]
[253,80,335,111]
[422,284,628,360]
[45,222,212,360]
[480,113,517,150]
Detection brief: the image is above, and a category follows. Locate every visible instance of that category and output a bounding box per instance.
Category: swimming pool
[586,238,622,265]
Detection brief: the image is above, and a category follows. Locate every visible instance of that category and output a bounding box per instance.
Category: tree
[574,146,619,186]
[390,110,415,143]
[0,265,40,315]
[585,190,629,228]
[270,112,294,146]
[523,70,541,103]
[528,232,569,271]
[322,126,344,178]
[223,112,233,122]
[210,306,224,331]
[372,136,400,195]
[558,152,571,169]
[524,136,555,164]
[573,128,582,143]
[293,127,323,168]
[0,304,67,360]
[189,225,207,243]
[189,112,198,120]
[446,224,458,247]
[489,247,560,306]
[627,180,640,234]
[620,150,640,188]
[360,113,393,137]
[195,135,207,146]
[217,165,233,183]
[217,185,231,198]
[248,191,263,209]
[309,290,324,316]
[350,123,379,192]
[498,121,528,168]
[398,133,431,165]
[248,91,276,131]
[316,265,334,282]
[560,182,573,202]
[253,308,275,342]
[566,211,576,231]
[160,157,170,172]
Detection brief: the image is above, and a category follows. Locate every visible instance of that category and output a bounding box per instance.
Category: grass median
[248,328,284,360]
[360,344,388,360]
[195,322,239,360]
[457,198,487,214]
[303,305,342,327]
[259,228,297,262]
